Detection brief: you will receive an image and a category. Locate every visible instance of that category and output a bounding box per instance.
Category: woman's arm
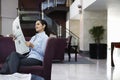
[25,41,34,48]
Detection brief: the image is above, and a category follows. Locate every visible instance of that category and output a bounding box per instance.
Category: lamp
[78,4,82,14]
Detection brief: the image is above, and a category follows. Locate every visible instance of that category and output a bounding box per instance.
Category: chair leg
[75,52,77,62]
[74,46,78,62]
[68,51,71,62]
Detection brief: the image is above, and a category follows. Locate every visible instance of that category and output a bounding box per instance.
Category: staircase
[18,0,79,50]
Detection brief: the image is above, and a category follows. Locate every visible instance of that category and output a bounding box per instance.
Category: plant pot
[89,43,107,59]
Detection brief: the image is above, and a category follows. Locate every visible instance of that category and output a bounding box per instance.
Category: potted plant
[89,26,107,59]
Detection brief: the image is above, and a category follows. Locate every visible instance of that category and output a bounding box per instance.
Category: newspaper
[12,16,29,54]
[0,73,31,80]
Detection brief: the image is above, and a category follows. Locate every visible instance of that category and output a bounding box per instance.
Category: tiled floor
[51,55,115,80]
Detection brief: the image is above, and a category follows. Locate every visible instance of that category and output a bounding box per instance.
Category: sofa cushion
[19,65,44,76]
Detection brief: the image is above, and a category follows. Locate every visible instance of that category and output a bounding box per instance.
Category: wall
[70,20,80,45]
[1,0,18,36]
[107,1,120,46]
[66,0,73,7]
[69,20,80,38]
[66,11,70,38]
[80,10,107,51]
[0,0,1,34]
[70,0,80,19]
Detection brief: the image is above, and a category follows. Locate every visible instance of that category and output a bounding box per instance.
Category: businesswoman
[0,19,49,74]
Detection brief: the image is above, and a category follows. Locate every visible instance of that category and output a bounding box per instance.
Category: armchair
[65,36,72,61]
[19,38,56,80]
[52,38,67,62]
[65,36,78,62]
[0,37,56,80]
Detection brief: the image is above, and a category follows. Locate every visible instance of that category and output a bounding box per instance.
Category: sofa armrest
[0,37,15,63]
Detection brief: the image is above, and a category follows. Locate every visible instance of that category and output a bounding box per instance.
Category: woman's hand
[9,34,16,41]
[12,36,17,41]
[25,41,34,48]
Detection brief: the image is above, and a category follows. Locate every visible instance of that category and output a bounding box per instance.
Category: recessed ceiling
[85,0,107,11]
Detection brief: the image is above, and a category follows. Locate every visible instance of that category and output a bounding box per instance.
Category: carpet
[53,54,94,64]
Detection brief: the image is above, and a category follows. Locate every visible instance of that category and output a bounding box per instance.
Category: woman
[0,19,49,74]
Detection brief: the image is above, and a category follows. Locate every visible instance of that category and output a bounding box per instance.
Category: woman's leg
[7,52,22,74]
[0,51,24,74]
[20,58,42,66]
[0,62,9,74]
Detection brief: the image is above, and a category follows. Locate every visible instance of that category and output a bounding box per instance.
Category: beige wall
[69,20,80,46]
[66,0,73,7]
[69,20,80,38]
[80,10,107,51]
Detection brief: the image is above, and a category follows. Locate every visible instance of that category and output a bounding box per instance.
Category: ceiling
[85,0,107,11]
[70,0,107,20]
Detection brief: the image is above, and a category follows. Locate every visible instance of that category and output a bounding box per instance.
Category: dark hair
[36,19,50,36]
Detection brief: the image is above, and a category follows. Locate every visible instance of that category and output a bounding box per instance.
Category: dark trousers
[0,51,42,74]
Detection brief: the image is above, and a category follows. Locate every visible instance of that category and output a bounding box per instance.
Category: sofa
[0,37,66,80]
